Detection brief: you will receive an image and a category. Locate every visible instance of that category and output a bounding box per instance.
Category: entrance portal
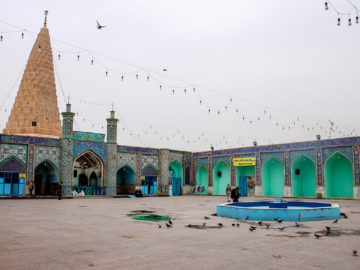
[196,166,208,194]
[213,161,230,195]
[116,166,136,194]
[34,161,58,195]
[291,155,316,197]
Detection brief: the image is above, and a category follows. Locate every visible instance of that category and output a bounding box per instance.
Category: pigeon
[218,223,223,227]
[244,216,249,220]
[257,221,263,226]
[278,227,285,231]
[202,222,206,227]
[249,226,257,230]
[237,223,240,227]
[166,223,172,228]
[265,224,270,229]
[314,233,323,239]
[204,216,210,220]
[96,20,106,30]
[333,219,339,223]
[158,225,161,228]
[274,218,279,221]
[163,68,167,71]
[353,249,358,256]
[249,227,256,232]
[188,224,192,228]
[169,219,173,225]
[276,219,283,224]
[232,223,235,227]
[326,226,331,232]
[295,222,300,228]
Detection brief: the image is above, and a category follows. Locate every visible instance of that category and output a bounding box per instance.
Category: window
[32,121,37,127]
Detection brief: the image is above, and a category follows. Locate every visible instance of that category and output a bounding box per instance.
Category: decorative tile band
[0,135,60,146]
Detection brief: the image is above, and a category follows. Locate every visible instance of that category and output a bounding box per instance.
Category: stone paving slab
[0,196,360,270]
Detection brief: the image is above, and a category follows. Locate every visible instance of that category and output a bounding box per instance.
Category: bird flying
[96,20,106,30]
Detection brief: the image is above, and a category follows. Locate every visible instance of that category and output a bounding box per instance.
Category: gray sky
[0,0,359,152]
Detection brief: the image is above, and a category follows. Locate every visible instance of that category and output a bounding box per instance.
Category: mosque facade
[1,18,359,199]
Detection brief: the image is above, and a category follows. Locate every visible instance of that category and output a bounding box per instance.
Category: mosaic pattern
[256,153,260,185]
[60,139,74,196]
[106,119,118,144]
[354,146,359,185]
[185,153,191,166]
[106,144,117,195]
[322,146,353,163]
[209,158,212,186]
[231,156,235,186]
[0,143,27,165]
[141,155,159,170]
[260,152,284,166]
[27,144,35,183]
[73,140,106,161]
[285,151,289,185]
[0,135,60,146]
[196,158,209,170]
[136,154,141,185]
[169,151,183,166]
[34,146,60,170]
[212,156,231,168]
[62,113,75,139]
[117,152,136,171]
[118,145,159,155]
[317,149,322,185]
[289,149,316,164]
[194,137,360,158]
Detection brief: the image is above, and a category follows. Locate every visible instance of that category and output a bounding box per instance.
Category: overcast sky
[0,0,359,151]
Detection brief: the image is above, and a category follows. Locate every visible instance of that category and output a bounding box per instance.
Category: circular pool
[216,200,340,221]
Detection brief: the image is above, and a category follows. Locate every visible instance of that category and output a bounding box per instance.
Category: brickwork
[3,26,62,138]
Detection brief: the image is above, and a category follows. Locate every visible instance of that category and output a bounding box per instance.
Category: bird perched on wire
[96,20,106,30]
[166,223,172,228]
[353,249,358,256]
[333,219,339,223]
[314,232,323,239]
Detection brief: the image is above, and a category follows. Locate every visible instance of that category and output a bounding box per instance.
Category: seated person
[134,188,143,197]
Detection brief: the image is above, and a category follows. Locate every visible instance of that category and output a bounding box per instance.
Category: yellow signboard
[233,157,256,166]
[19,173,26,178]
[141,176,146,180]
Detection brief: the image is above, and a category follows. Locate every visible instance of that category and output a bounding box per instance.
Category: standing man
[29,182,34,197]
[58,181,63,200]
[226,184,231,202]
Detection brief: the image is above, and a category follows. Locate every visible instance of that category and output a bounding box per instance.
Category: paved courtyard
[1,196,360,270]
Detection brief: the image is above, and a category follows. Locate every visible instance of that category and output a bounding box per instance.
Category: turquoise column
[105,110,118,196]
[60,103,75,196]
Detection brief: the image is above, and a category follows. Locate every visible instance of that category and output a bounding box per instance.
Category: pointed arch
[116,165,136,194]
[73,149,104,186]
[142,164,158,176]
[34,160,58,195]
[169,160,183,186]
[0,156,26,173]
[261,157,284,196]
[212,160,230,195]
[196,165,208,194]
[291,155,316,197]
[324,152,353,198]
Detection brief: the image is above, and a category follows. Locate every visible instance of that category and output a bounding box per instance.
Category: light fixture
[325,2,329,10]
[337,18,341,26]
[349,18,352,26]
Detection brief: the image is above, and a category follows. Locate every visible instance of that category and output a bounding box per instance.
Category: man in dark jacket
[231,187,240,202]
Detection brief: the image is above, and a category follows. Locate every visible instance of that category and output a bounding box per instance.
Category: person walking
[58,181,63,200]
[231,187,240,202]
[226,184,231,202]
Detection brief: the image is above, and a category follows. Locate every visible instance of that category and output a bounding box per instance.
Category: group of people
[28,181,63,200]
[226,184,240,202]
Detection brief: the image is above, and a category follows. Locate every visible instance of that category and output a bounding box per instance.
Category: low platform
[217,201,340,221]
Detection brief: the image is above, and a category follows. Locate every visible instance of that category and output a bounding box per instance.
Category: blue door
[239,176,248,197]
[0,178,4,195]
[172,177,181,196]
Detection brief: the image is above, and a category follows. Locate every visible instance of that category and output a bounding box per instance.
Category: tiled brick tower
[3,12,62,138]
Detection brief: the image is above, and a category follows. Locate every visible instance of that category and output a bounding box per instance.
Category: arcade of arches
[73,151,103,186]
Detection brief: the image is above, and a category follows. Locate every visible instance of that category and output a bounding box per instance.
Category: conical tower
[3,11,62,138]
